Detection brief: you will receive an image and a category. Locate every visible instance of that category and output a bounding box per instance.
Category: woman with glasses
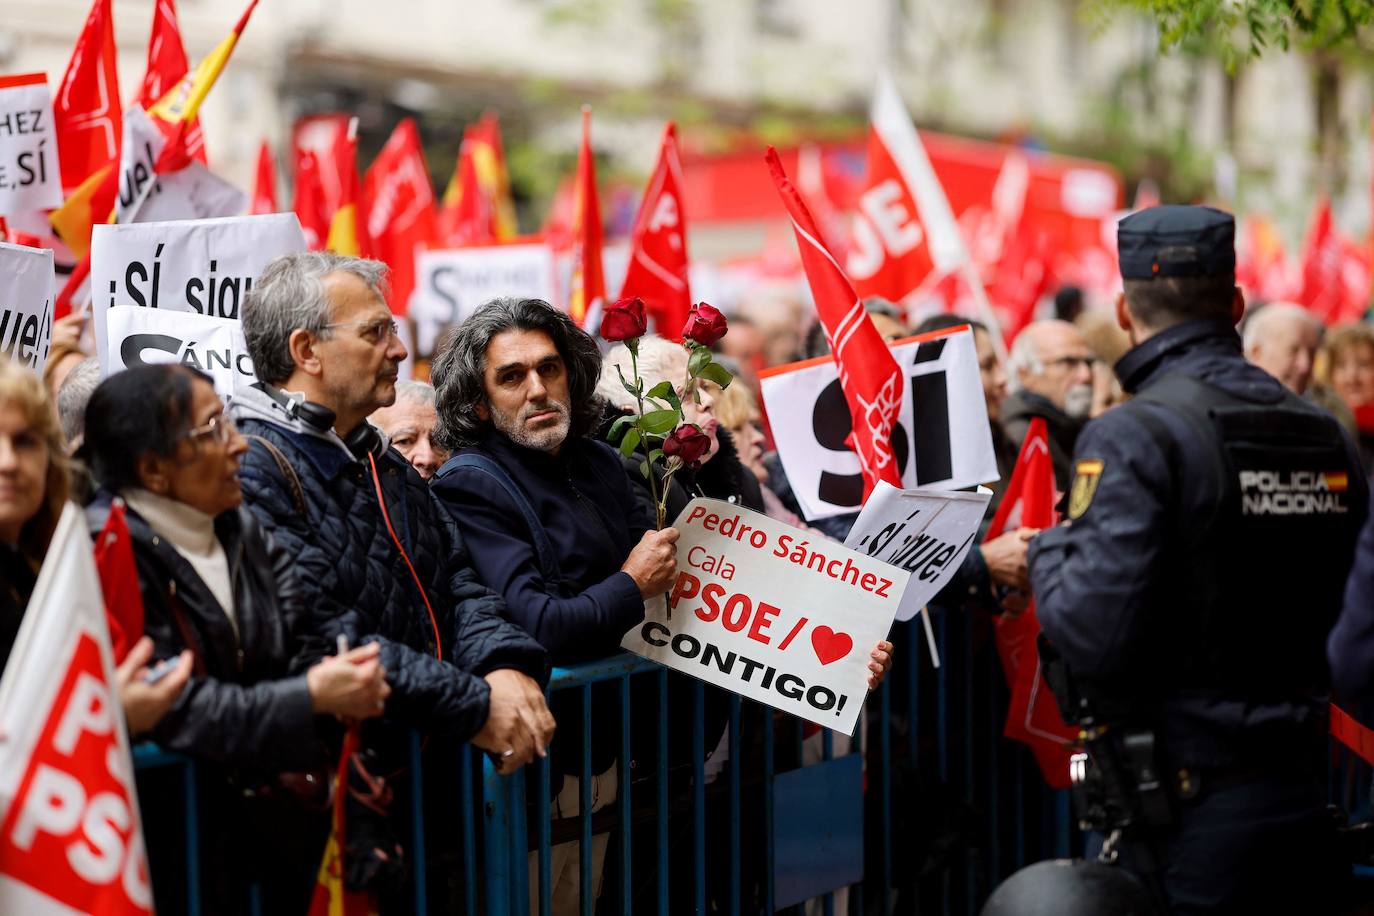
[81,364,391,913]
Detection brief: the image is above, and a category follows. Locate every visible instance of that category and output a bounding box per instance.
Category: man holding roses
[428,296,678,914]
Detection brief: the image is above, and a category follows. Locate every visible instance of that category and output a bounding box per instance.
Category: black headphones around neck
[256,383,387,461]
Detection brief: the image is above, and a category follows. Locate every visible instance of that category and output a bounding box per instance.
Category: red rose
[681,302,728,347]
[600,297,648,342]
[663,424,712,467]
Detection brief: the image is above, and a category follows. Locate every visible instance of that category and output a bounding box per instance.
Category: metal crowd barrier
[128,611,1094,915]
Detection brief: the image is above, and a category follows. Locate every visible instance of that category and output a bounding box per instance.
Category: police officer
[1027,205,1368,915]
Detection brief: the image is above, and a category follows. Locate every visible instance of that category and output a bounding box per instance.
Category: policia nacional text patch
[1068,459,1104,519]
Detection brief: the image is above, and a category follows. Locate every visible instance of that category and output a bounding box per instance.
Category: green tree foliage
[1088,0,1374,69]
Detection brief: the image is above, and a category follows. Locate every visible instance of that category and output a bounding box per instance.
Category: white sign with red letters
[622,498,910,733]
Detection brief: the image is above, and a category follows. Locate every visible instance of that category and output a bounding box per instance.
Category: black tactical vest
[1125,374,1361,700]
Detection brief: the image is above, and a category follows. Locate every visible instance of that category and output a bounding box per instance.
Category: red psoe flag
[848,73,969,305]
[766,146,904,502]
[250,139,278,215]
[54,0,122,194]
[137,0,206,164]
[568,106,606,327]
[93,499,145,666]
[985,417,1077,789]
[0,504,153,915]
[621,122,692,339]
[294,148,330,251]
[365,118,436,316]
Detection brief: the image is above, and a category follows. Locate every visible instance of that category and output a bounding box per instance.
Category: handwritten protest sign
[621,498,910,733]
[411,243,556,355]
[104,306,252,401]
[90,213,306,373]
[843,481,990,624]
[0,242,54,376]
[0,74,63,215]
[760,324,998,520]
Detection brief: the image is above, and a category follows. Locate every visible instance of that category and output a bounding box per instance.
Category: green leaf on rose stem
[607,414,634,442]
[661,389,682,412]
[649,448,665,463]
[639,457,652,479]
[645,380,675,400]
[688,347,711,377]
[698,362,733,389]
[639,408,679,435]
[615,364,640,401]
[619,426,642,458]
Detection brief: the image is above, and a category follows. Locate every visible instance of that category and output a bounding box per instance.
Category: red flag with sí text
[250,140,278,215]
[294,148,330,251]
[986,417,1076,788]
[568,106,606,327]
[365,118,435,316]
[93,499,144,666]
[136,0,206,164]
[53,0,122,195]
[620,122,692,339]
[0,504,153,915]
[767,145,903,502]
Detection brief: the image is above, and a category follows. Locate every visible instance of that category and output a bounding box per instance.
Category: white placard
[0,74,63,215]
[0,242,54,376]
[411,243,556,354]
[621,498,909,733]
[113,107,245,225]
[760,324,998,520]
[842,480,990,622]
[91,212,306,372]
[104,305,252,401]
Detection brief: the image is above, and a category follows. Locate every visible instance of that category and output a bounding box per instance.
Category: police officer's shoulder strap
[433,451,565,592]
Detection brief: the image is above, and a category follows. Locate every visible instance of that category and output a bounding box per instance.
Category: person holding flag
[80,364,392,911]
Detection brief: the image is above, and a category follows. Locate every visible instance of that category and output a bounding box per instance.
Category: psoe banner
[411,242,556,355]
[760,323,998,520]
[842,481,990,623]
[0,242,54,376]
[104,305,253,401]
[0,73,63,215]
[621,498,910,734]
[91,212,307,372]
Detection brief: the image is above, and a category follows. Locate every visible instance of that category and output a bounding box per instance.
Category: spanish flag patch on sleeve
[1068,459,1104,519]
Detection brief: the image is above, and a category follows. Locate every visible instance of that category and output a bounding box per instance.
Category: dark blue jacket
[231,388,548,743]
[431,431,651,664]
[1332,492,1374,699]
[1030,319,1367,766]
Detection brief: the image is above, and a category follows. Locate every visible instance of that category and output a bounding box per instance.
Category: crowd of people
[8,202,1374,913]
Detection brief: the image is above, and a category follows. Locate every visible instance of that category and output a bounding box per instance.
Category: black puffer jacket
[230,386,548,742]
[86,492,323,773]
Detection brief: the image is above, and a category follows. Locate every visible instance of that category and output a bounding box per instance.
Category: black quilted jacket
[231,389,548,742]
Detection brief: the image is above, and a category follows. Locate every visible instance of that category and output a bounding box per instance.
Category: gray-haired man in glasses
[229,252,554,796]
[1003,319,1098,492]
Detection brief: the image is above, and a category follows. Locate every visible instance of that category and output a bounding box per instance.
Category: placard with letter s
[760,324,998,520]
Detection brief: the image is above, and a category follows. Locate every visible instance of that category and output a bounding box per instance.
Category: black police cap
[1117,205,1235,281]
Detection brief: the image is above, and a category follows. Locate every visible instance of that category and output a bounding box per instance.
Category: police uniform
[1027,206,1369,916]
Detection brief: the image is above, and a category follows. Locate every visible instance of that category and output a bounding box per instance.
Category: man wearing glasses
[1002,319,1098,492]
[229,252,554,793]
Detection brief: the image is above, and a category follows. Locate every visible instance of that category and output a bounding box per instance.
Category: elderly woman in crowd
[82,364,390,913]
[1315,323,1374,470]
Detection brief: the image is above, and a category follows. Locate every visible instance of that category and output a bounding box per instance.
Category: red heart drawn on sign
[810,626,853,666]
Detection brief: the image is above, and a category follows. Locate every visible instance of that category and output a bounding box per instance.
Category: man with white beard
[1002,319,1097,492]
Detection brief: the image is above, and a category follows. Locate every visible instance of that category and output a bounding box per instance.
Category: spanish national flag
[325,118,363,256]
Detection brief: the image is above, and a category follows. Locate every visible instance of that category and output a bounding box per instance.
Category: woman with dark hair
[82,364,390,913]
[0,355,71,672]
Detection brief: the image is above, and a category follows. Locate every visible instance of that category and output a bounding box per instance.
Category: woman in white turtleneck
[81,364,392,912]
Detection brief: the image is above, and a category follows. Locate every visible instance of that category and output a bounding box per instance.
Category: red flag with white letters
[0,504,153,914]
[848,74,970,306]
[53,0,122,195]
[767,145,904,502]
[365,118,436,316]
[985,417,1076,789]
[620,122,692,339]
